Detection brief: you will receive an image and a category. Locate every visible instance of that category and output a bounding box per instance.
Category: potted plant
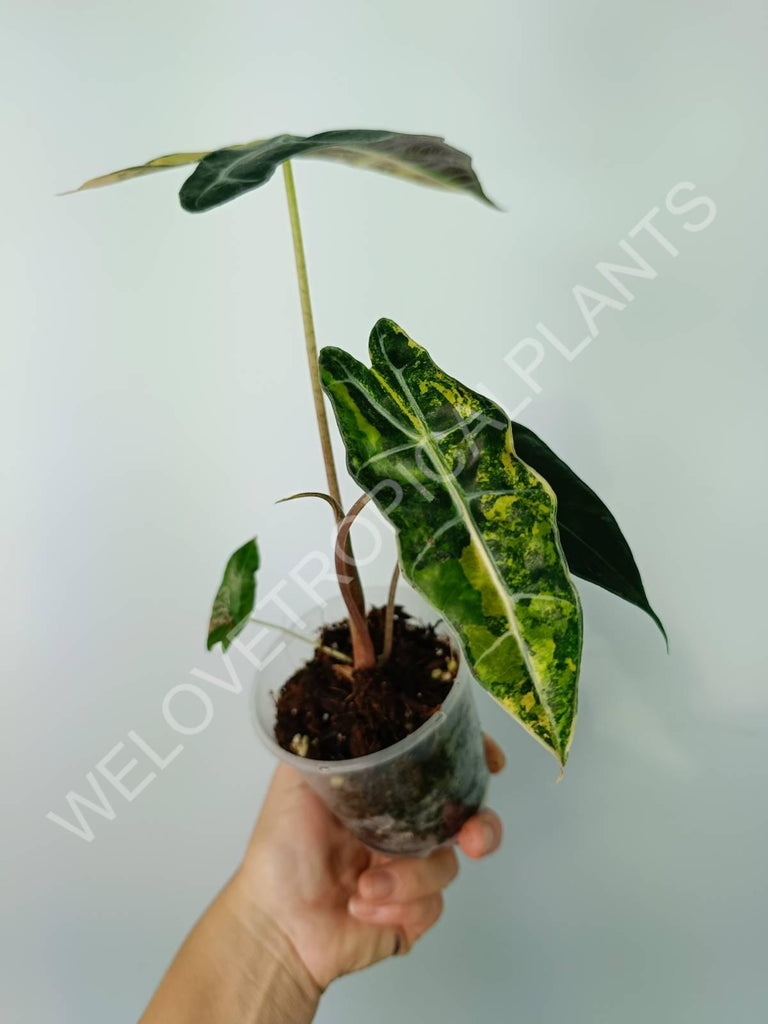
[67,129,665,855]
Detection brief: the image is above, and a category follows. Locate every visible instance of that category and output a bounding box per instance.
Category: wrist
[222,871,323,1013]
[140,875,320,1024]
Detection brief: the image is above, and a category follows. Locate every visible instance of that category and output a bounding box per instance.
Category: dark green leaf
[179,130,497,212]
[512,424,667,645]
[207,538,260,652]
[320,319,582,766]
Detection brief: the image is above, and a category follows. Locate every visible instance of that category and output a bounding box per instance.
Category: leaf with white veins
[63,130,496,211]
[180,130,497,212]
[320,319,582,765]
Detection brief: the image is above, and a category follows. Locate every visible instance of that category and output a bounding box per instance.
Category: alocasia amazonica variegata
[72,125,664,767]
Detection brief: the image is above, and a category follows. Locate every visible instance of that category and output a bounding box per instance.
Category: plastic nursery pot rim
[252,655,470,776]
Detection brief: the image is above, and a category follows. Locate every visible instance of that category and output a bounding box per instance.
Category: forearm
[140,878,320,1024]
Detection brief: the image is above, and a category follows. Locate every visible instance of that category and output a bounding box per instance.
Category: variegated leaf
[320,320,582,765]
[207,538,260,652]
[61,130,496,211]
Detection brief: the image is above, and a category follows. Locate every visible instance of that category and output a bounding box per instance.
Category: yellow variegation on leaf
[320,319,583,766]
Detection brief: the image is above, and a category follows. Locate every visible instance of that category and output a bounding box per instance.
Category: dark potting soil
[274,605,456,760]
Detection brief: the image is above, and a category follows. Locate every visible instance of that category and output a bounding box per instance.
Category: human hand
[229,735,505,991]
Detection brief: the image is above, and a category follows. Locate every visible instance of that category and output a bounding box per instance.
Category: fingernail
[359,869,395,900]
[481,820,496,853]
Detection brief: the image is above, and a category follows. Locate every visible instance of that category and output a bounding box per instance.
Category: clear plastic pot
[252,588,489,856]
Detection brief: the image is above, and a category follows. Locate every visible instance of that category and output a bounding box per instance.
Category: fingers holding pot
[482,734,506,774]
[355,846,459,904]
[457,808,503,859]
[348,891,444,946]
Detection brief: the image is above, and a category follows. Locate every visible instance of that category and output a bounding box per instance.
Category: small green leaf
[207,538,260,652]
[179,130,497,212]
[511,424,667,644]
[320,319,582,765]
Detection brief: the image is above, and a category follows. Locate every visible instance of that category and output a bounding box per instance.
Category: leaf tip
[481,192,504,212]
[369,317,420,369]
[643,602,669,651]
[655,615,670,652]
[318,345,348,382]
[178,185,200,214]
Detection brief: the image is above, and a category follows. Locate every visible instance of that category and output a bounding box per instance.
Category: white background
[2,1,767,1021]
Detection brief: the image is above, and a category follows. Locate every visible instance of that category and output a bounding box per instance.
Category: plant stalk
[249,617,353,663]
[335,494,376,670]
[276,491,365,617]
[282,160,342,508]
[380,562,400,664]
[282,161,367,620]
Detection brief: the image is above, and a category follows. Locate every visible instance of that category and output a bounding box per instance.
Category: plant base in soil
[274,605,456,760]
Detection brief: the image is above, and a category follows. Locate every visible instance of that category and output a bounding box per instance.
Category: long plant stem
[282,161,342,507]
[335,494,376,670]
[276,490,365,617]
[282,161,366,619]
